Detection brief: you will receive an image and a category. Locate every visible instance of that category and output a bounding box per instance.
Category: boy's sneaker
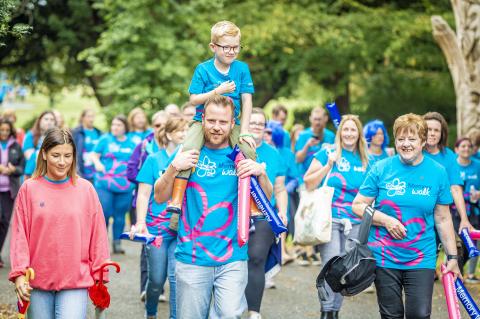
[466,276,480,284]
[159,293,167,302]
[310,253,322,266]
[296,252,311,266]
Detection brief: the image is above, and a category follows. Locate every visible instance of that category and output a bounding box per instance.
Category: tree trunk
[431,0,480,136]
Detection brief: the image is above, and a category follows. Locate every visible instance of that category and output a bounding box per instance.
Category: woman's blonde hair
[334,115,369,168]
[127,107,149,131]
[157,116,188,148]
[32,128,77,183]
[393,113,427,143]
[211,21,241,43]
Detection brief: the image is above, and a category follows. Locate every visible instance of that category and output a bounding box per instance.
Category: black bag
[316,206,377,300]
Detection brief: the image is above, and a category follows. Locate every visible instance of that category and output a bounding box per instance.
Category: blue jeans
[145,237,177,317]
[176,260,248,319]
[97,188,132,240]
[28,288,88,319]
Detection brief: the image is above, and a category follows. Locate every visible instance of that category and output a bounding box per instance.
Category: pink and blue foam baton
[441,264,462,319]
[120,232,155,245]
[227,146,251,247]
[460,228,480,258]
[250,176,287,236]
[455,277,480,318]
[470,230,480,240]
[326,102,342,129]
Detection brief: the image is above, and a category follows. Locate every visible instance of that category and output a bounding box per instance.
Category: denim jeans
[145,237,176,318]
[176,260,248,319]
[318,219,360,312]
[96,188,132,240]
[28,288,88,319]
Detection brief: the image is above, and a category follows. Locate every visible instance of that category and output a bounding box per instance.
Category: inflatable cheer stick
[17,267,34,319]
[455,277,480,318]
[250,176,287,236]
[326,102,342,129]
[469,230,480,240]
[441,264,462,319]
[460,228,480,258]
[227,146,251,247]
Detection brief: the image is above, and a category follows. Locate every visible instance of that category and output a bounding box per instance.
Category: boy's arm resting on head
[190,81,237,106]
[154,149,199,203]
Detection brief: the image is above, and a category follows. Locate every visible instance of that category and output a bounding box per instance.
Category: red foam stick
[469,230,480,240]
[88,262,121,310]
[234,151,251,247]
[441,264,461,319]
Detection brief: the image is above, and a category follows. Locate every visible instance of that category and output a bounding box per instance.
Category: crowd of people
[3,19,480,319]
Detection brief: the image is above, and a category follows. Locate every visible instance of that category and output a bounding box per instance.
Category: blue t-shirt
[189,58,254,125]
[424,148,462,186]
[136,148,178,238]
[82,128,101,180]
[278,146,299,186]
[282,129,291,149]
[93,134,136,192]
[294,127,335,175]
[359,155,453,270]
[22,130,35,153]
[128,129,153,146]
[315,148,369,224]
[256,142,286,206]
[368,149,389,166]
[23,131,43,176]
[175,146,247,266]
[458,159,480,216]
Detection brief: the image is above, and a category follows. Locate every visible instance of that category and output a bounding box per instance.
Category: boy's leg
[167,121,204,230]
[176,261,214,319]
[229,124,256,160]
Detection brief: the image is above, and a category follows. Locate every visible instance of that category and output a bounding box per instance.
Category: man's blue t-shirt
[424,147,462,186]
[93,134,136,192]
[82,128,101,180]
[368,149,389,166]
[136,148,178,239]
[278,146,299,186]
[128,129,153,146]
[256,142,286,206]
[189,58,254,125]
[282,129,291,149]
[295,127,335,175]
[458,159,480,216]
[175,146,248,266]
[315,148,369,224]
[359,155,453,270]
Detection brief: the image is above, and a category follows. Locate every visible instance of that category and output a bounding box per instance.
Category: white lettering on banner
[455,285,480,318]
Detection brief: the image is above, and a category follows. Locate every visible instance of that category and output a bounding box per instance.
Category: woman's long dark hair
[0,118,16,139]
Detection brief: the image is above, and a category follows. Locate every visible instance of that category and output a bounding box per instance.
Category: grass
[6,87,107,131]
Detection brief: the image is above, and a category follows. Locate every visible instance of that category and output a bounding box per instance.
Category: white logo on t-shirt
[337,157,351,172]
[386,178,406,197]
[196,155,216,178]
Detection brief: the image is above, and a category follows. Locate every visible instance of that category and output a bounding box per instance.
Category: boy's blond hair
[211,21,241,43]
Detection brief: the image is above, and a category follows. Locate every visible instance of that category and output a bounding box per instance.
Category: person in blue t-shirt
[127,107,153,145]
[304,115,370,318]
[467,128,480,162]
[130,116,188,319]
[91,115,136,254]
[423,112,473,233]
[154,95,272,319]
[455,137,480,283]
[23,111,57,177]
[363,119,391,165]
[295,107,335,176]
[245,110,288,319]
[72,109,102,182]
[271,104,292,149]
[352,113,460,319]
[166,21,256,226]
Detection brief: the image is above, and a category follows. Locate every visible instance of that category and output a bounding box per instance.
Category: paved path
[0,240,474,318]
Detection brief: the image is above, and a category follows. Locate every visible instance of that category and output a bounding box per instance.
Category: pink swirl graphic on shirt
[368,199,426,266]
[178,181,234,263]
[96,153,131,190]
[145,201,176,247]
[329,172,361,222]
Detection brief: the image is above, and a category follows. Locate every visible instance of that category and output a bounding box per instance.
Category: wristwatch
[447,255,458,261]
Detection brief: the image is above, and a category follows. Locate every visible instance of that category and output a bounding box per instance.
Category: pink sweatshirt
[9,176,110,291]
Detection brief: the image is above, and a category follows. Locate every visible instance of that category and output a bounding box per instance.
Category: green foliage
[0,0,30,44]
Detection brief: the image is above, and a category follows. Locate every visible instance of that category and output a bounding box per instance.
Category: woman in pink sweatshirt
[9,127,110,319]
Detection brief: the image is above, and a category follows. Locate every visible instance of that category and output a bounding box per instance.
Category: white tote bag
[294,169,334,245]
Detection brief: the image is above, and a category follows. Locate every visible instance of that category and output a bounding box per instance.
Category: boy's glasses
[214,43,242,54]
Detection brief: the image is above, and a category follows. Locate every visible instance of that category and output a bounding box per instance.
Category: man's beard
[204,129,230,146]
